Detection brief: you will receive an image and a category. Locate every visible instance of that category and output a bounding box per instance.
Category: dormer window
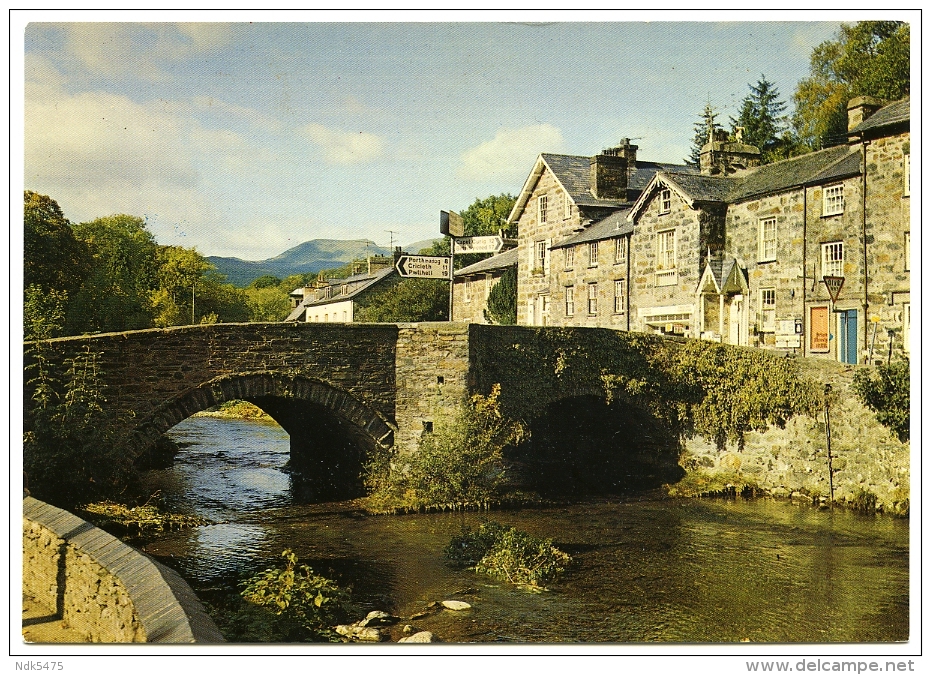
[659,188,672,215]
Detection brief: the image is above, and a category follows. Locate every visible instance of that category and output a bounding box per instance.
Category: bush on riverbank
[238,549,352,642]
[445,521,571,588]
[852,359,910,442]
[665,470,762,498]
[24,344,139,509]
[362,385,528,513]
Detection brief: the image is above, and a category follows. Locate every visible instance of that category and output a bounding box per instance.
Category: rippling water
[139,416,909,643]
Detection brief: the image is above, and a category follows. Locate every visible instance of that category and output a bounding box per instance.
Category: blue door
[839,310,858,364]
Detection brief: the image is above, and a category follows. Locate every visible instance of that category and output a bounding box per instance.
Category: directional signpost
[451,235,504,254]
[396,254,452,280]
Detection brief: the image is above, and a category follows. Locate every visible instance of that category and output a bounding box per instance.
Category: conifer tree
[685,104,722,167]
[730,76,788,163]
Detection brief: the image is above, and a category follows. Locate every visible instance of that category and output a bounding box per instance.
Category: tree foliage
[24,191,91,297]
[484,265,517,325]
[685,104,722,167]
[793,21,909,149]
[426,193,516,269]
[731,76,790,163]
[852,359,910,442]
[354,277,449,323]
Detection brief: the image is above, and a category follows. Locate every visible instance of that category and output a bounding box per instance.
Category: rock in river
[441,600,471,611]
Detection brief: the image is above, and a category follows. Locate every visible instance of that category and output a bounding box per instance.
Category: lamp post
[192,281,195,325]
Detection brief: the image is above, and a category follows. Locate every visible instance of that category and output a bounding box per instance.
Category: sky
[18,12,868,260]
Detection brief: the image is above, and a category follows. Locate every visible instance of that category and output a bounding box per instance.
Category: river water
[139,416,909,643]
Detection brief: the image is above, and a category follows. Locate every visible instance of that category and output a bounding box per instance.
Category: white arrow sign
[452,235,504,254]
[396,255,452,279]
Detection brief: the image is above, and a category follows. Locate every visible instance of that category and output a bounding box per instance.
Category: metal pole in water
[824,383,834,508]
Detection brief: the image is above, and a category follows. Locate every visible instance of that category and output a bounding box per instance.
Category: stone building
[626,96,910,363]
[506,140,695,326]
[451,247,518,323]
[286,254,399,323]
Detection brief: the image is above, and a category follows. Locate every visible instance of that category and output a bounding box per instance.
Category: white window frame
[821,241,844,278]
[823,184,844,216]
[760,288,776,332]
[534,240,548,275]
[538,195,548,223]
[565,247,574,270]
[614,279,626,314]
[564,191,572,219]
[614,237,627,265]
[659,188,672,215]
[589,241,599,267]
[565,286,575,317]
[905,232,910,272]
[758,217,777,262]
[587,282,598,315]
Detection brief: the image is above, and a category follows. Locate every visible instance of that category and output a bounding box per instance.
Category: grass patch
[445,521,571,588]
[77,499,209,537]
[196,400,274,422]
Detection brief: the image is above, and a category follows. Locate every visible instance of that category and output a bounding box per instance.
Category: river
[138,415,909,643]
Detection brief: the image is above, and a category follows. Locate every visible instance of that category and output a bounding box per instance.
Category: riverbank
[193,400,275,422]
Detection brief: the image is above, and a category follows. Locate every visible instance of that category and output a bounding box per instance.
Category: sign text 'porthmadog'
[395,255,452,280]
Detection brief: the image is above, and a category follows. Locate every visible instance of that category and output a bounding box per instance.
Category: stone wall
[680,358,909,514]
[393,323,471,454]
[550,236,631,330]
[22,497,224,643]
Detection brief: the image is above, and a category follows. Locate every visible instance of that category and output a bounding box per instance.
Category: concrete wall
[22,497,224,643]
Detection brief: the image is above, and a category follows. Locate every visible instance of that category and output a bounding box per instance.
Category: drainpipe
[861,138,870,358]
[802,184,807,358]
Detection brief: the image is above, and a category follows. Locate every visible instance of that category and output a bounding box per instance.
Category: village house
[506,140,696,326]
[451,247,518,323]
[285,253,399,323]
[626,96,909,363]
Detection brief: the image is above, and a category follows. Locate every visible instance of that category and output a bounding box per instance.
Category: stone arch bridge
[23,322,812,500]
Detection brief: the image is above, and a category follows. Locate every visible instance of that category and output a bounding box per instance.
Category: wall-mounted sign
[810,306,829,352]
[440,210,464,238]
[823,275,845,303]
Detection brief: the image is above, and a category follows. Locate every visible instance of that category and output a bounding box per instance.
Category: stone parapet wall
[394,323,471,454]
[22,497,224,643]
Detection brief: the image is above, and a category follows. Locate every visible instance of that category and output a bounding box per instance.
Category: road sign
[823,276,845,303]
[452,235,504,254]
[440,210,464,238]
[396,255,452,279]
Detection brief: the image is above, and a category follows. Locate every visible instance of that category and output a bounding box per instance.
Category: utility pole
[191,281,195,325]
[824,384,834,508]
[385,230,398,251]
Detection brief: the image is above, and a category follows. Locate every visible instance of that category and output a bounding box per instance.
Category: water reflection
[140,415,909,643]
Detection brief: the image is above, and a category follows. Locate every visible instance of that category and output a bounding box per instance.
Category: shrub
[24,345,137,508]
[445,521,571,588]
[484,266,517,325]
[240,549,351,641]
[363,384,526,512]
[852,359,910,442]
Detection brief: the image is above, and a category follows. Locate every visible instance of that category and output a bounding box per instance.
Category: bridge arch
[134,373,397,502]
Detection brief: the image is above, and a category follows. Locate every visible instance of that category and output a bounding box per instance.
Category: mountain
[404,237,443,254]
[208,239,392,287]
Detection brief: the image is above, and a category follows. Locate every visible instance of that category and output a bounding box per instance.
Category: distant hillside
[208,239,391,287]
[404,237,443,254]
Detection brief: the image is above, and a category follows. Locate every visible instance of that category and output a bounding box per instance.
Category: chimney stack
[700,129,761,176]
[847,96,883,132]
[590,139,637,200]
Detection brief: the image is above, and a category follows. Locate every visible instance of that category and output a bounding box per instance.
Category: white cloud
[458,124,566,182]
[301,123,385,164]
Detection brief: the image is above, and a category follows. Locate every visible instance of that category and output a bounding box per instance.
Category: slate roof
[285,266,396,321]
[551,209,632,249]
[454,247,518,277]
[729,145,859,200]
[849,97,910,135]
[541,153,696,207]
[660,172,734,203]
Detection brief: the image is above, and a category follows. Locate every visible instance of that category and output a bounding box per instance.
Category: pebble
[441,600,471,611]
